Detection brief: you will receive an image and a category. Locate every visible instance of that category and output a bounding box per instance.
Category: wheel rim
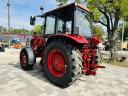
[47,49,66,77]
[20,52,27,66]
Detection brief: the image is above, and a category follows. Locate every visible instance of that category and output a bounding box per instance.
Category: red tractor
[20,3,105,87]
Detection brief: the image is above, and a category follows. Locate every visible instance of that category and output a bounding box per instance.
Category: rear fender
[46,34,88,47]
[21,46,36,64]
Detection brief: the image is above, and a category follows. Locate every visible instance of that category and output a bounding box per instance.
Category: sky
[0,0,75,30]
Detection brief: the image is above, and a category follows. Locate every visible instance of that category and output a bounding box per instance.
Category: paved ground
[100,51,128,61]
[0,48,128,96]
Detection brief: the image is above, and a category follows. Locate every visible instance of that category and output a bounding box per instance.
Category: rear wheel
[43,41,82,87]
[20,48,36,70]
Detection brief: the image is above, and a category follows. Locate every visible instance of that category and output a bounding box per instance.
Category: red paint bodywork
[49,34,88,44]
[81,48,105,75]
[30,34,105,76]
[31,36,46,49]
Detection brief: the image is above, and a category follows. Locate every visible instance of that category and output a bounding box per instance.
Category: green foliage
[75,0,86,3]
[93,25,105,39]
[12,28,29,34]
[87,0,128,24]
[75,0,81,3]
[118,22,128,41]
[31,25,42,35]
[56,0,85,6]
[0,26,7,33]
[87,0,128,60]
[0,25,30,34]
[56,0,68,6]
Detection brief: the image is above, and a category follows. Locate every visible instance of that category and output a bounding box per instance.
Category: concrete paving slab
[0,48,128,96]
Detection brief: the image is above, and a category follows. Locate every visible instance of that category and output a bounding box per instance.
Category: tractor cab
[31,3,93,39]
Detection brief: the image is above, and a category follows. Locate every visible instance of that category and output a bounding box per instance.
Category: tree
[31,25,42,35]
[12,28,29,34]
[87,0,128,60]
[56,0,68,6]
[0,26,7,33]
[0,26,30,34]
[75,0,86,3]
[118,22,128,41]
[93,25,105,39]
[56,0,85,6]
[76,0,81,3]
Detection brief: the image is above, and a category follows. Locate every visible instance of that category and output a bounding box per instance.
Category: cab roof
[43,2,91,17]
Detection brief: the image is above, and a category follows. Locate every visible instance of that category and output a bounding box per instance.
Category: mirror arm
[36,15,44,18]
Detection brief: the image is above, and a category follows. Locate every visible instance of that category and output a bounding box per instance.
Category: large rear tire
[43,41,82,87]
[20,47,36,70]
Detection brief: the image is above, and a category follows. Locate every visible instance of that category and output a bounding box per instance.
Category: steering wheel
[58,30,63,34]
[65,27,70,32]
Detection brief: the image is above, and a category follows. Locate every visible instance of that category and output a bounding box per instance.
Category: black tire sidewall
[43,41,74,87]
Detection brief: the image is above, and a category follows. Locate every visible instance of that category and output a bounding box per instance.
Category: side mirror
[74,26,79,34]
[30,16,36,25]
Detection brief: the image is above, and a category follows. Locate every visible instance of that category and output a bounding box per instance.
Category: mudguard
[47,34,88,44]
[21,46,36,65]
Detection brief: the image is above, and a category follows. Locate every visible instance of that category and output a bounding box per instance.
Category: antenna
[40,6,44,14]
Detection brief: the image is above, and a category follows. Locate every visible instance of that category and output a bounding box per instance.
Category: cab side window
[58,19,63,34]
[45,16,55,34]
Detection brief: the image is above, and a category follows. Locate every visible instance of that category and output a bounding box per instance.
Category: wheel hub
[47,49,66,77]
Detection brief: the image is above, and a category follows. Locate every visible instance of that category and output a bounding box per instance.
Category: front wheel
[43,41,82,87]
[20,47,36,70]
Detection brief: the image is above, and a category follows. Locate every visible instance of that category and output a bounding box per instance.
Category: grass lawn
[103,60,128,68]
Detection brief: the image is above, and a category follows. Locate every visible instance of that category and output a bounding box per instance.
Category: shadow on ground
[8,62,57,87]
